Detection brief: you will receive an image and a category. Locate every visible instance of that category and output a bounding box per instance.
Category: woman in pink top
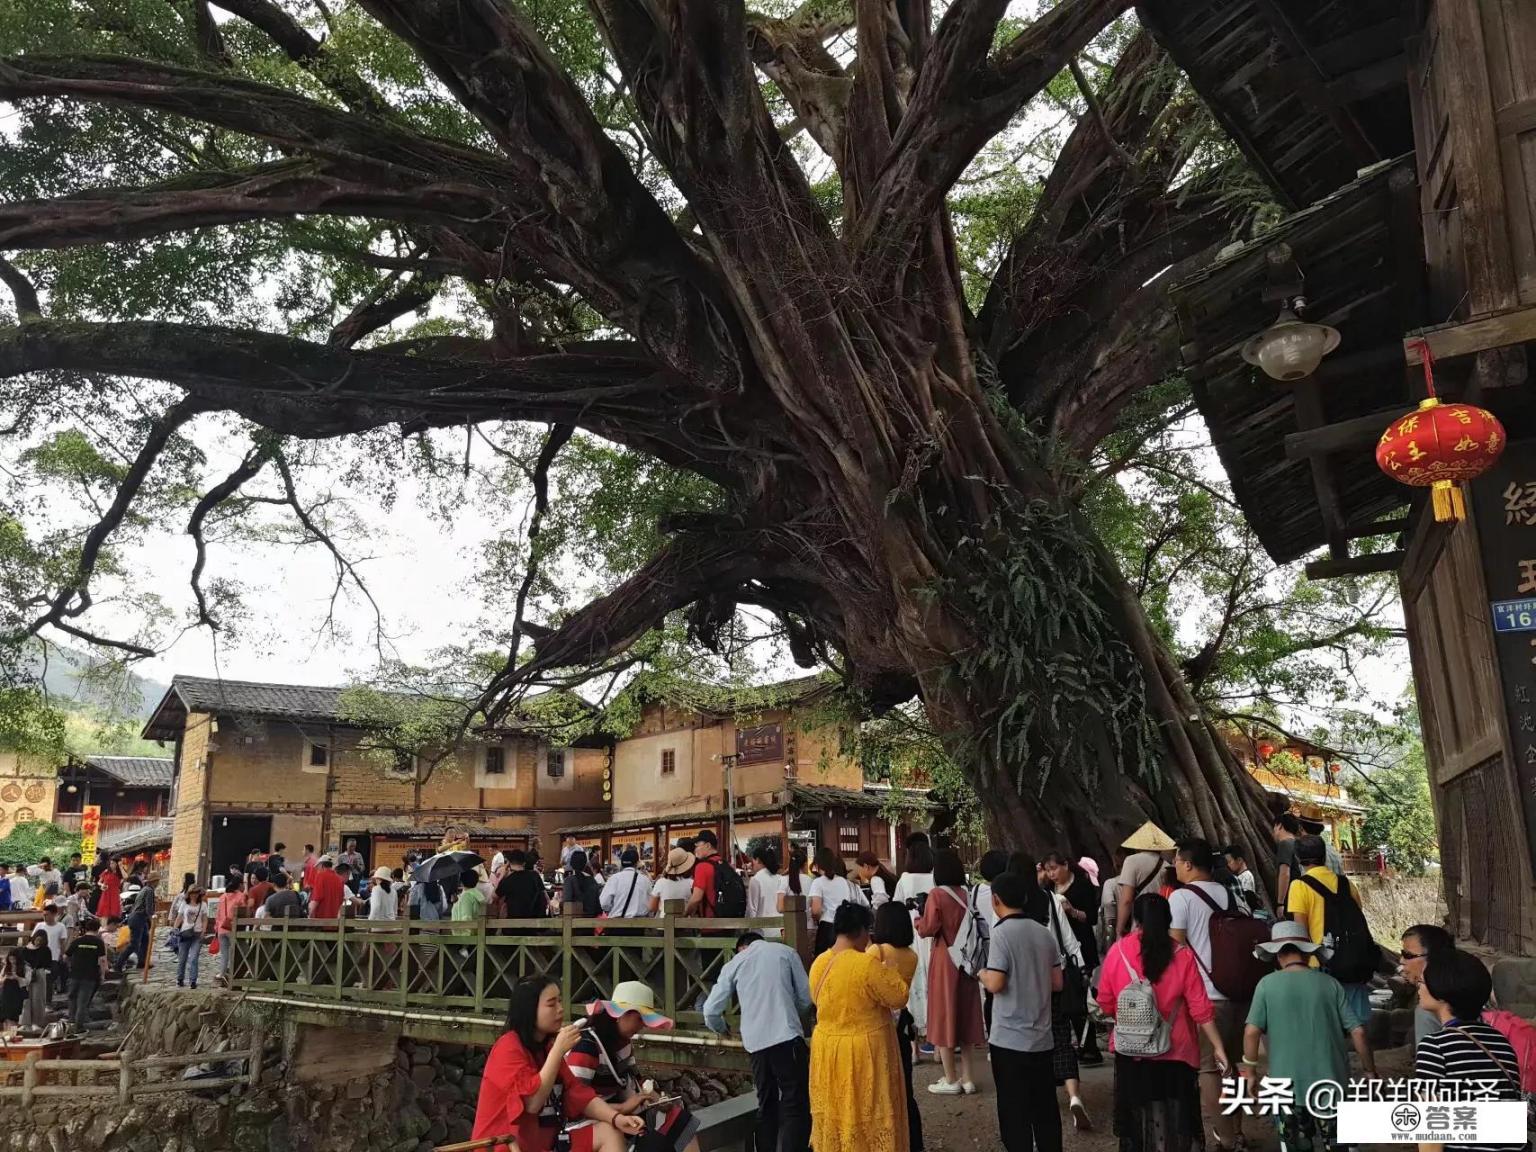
[1095,894,1229,1152]
[212,875,248,987]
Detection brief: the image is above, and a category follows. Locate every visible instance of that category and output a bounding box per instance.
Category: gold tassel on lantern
[1431,480,1466,522]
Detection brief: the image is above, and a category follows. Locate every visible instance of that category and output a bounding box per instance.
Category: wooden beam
[1249,0,1381,165]
[1305,551,1408,580]
[1292,375,1349,558]
[1404,304,1536,365]
[1345,516,1410,540]
[1284,407,1407,460]
[1322,55,1408,107]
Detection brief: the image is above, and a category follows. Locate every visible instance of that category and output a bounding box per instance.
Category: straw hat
[372,866,393,882]
[663,847,695,877]
[1120,821,1176,852]
[587,981,673,1030]
[1254,919,1327,959]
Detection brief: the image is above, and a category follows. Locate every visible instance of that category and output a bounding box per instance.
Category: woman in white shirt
[855,851,898,908]
[776,844,815,933]
[172,887,211,989]
[368,867,398,921]
[648,848,696,915]
[892,838,936,1053]
[808,846,867,956]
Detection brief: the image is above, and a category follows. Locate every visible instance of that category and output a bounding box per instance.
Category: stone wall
[0,986,753,1152]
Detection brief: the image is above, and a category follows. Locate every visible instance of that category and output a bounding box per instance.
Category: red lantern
[1376,341,1505,521]
[1257,742,1275,760]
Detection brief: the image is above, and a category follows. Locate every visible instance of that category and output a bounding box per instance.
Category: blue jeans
[175,933,203,986]
[114,915,150,972]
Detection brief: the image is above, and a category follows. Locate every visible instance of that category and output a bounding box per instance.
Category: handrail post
[474,913,487,1015]
[21,1052,38,1107]
[561,905,575,1019]
[782,894,809,970]
[248,1029,264,1089]
[228,906,240,987]
[335,914,346,1001]
[118,1057,132,1104]
[278,915,290,994]
[662,899,682,1022]
[400,919,412,1010]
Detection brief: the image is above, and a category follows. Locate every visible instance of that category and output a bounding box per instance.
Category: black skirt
[813,920,836,956]
[0,978,20,1022]
[1112,1055,1204,1152]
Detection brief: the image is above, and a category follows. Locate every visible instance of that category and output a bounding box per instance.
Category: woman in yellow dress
[809,901,913,1152]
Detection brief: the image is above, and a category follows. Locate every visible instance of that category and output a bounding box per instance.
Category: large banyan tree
[0,0,1285,863]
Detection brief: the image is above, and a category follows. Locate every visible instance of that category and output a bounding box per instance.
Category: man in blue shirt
[703,931,813,1152]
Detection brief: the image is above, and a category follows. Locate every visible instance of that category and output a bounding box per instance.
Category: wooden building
[560,782,938,872]
[52,755,173,841]
[1222,730,1369,871]
[1146,0,1536,953]
[564,675,936,866]
[143,676,609,884]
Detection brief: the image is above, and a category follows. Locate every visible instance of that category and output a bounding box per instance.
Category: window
[301,740,329,774]
[546,748,566,779]
[838,822,860,856]
[660,748,676,775]
[485,746,505,775]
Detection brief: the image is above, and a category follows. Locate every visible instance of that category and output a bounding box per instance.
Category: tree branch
[0,257,42,321]
[211,0,392,115]
[747,8,854,159]
[186,441,277,628]
[0,319,736,477]
[328,273,442,349]
[852,0,1133,275]
[0,162,502,252]
[14,395,207,656]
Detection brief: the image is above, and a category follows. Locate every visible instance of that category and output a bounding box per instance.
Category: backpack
[939,886,989,978]
[1297,873,1380,984]
[1113,945,1172,1057]
[710,859,747,918]
[1483,1010,1536,1094]
[1183,884,1272,1000]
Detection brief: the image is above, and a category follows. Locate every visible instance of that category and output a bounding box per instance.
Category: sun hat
[1120,821,1176,852]
[1254,918,1327,959]
[663,847,695,877]
[372,867,393,882]
[1076,857,1101,886]
[587,981,673,1030]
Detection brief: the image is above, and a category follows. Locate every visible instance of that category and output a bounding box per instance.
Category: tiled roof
[99,818,173,854]
[365,822,536,839]
[790,783,938,812]
[82,756,174,788]
[171,676,349,722]
[143,674,592,741]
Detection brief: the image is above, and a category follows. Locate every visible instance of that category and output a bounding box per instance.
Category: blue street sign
[1492,598,1536,632]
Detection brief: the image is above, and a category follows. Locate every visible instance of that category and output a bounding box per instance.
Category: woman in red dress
[916,848,988,1096]
[96,858,123,921]
[472,979,645,1152]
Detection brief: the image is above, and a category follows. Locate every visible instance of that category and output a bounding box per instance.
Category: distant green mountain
[30,643,168,722]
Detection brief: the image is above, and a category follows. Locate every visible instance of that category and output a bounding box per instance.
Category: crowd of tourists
[463,814,1533,1152]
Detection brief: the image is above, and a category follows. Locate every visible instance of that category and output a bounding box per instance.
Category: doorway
[209,815,273,883]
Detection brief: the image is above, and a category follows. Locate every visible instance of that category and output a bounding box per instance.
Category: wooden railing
[0,1044,262,1104]
[228,898,808,1034]
[51,812,166,835]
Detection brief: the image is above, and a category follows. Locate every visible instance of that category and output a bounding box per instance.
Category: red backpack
[1482,1009,1536,1093]
[1183,884,1272,1001]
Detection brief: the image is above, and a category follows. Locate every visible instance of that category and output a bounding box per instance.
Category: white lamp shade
[1241,317,1341,381]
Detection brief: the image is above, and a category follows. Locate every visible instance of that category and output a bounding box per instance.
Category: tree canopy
[0,0,1400,858]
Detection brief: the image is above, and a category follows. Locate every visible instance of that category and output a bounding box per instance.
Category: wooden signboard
[1471,443,1536,872]
[78,806,101,864]
[736,723,783,766]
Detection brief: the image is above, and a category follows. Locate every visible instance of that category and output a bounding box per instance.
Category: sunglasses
[1399,949,1425,961]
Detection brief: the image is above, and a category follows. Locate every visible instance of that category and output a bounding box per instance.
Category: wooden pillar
[782,894,809,971]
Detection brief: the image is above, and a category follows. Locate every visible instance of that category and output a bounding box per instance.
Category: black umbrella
[412,850,483,884]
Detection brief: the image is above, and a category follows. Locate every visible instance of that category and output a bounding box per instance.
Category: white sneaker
[960,1081,978,1095]
[1070,1096,1093,1130]
[927,1079,964,1096]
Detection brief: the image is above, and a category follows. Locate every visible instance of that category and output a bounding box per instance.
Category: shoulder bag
[1049,896,1089,1016]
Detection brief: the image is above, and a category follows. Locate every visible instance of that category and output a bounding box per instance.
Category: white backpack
[1112,947,1171,1057]
[940,887,989,978]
